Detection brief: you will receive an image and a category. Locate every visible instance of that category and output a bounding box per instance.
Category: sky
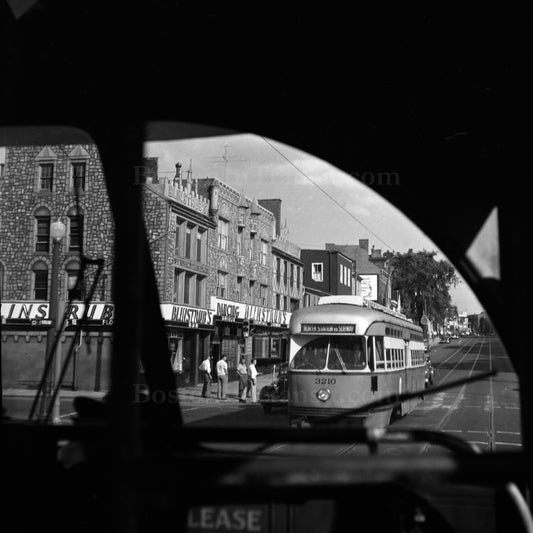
[144,132,484,315]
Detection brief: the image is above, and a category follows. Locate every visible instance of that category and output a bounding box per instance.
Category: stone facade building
[1,145,300,391]
[0,143,114,390]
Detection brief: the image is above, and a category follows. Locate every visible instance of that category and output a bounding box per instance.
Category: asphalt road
[3,336,520,456]
[183,336,521,457]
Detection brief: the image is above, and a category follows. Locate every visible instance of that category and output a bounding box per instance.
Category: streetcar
[288,295,426,428]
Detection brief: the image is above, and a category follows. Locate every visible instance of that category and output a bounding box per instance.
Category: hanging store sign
[160,303,214,328]
[210,297,290,327]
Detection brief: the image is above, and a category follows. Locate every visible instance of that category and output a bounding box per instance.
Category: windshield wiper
[313,369,498,425]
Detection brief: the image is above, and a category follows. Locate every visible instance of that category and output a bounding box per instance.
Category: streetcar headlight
[316,388,331,402]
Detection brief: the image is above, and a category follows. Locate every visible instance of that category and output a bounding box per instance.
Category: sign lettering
[301,323,355,334]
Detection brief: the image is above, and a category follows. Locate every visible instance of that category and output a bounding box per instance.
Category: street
[3,336,520,456]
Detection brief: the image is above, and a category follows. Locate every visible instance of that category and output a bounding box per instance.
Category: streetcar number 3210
[315,378,336,385]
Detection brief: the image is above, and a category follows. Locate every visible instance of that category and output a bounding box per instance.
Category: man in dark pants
[199,354,212,398]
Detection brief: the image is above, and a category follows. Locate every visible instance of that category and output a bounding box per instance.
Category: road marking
[336,443,361,456]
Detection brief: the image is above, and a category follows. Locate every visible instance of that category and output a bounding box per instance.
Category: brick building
[325,239,392,306]
[300,249,354,307]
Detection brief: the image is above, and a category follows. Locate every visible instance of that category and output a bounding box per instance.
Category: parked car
[259,363,288,414]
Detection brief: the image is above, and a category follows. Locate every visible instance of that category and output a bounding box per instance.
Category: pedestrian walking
[247,358,258,404]
[216,354,228,400]
[237,356,248,403]
[198,354,212,398]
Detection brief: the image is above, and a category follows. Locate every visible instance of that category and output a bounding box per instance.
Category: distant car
[259,363,288,414]
[451,334,459,340]
[439,337,450,344]
[425,358,435,387]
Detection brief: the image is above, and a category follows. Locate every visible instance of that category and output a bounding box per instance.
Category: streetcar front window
[290,338,328,370]
[291,336,367,371]
[327,336,366,371]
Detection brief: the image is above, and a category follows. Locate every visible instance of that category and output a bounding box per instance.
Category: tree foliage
[391,250,458,327]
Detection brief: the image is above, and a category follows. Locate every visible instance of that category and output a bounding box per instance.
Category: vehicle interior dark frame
[1,2,530,533]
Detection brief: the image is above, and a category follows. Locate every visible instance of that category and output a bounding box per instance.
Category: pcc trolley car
[288,295,426,428]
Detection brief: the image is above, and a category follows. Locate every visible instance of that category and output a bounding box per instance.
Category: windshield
[0,124,521,457]
[290,336,366,371]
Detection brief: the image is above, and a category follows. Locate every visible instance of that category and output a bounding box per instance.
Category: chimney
[371,248,381,258]
[142,157,159,184]
[359,239,369,251]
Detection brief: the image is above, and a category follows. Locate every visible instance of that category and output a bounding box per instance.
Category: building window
[249,280,255,304]
[217,270,227,298]
[33,261,48,300]
[249,233,255,260]
[174,269,182,302]
[296,266,301,290]
[276,257,281,284]
[290,298,299,312]
[39,163,54,191]
[236,277,243,301]
[66,263,83,300]
[217,218,229,250]
[185,225,192,259]
[196,276,205,306]
[175,217,185,257]
[304,293,311,307]
[196,229,205,262]
[68,208,84,251]
[260,284,267,306]
[260,240,268,266]
[71,162,86,191]
[283,261,288,286]
[275,293,280,310]
[35,207,51,252]
[183,272,193,304]
[237,228,243,256]
[312,263,323,282]
[0,263,4,301]
[290,264,294,287]
[283,296,288,310]
[0,163,4,178]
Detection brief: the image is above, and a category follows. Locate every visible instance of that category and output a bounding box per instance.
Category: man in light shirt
[216,355,228,400]
[198,354,212,398]
[247,358,258,403]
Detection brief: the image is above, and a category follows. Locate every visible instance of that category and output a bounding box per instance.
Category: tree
[391,250,458,328]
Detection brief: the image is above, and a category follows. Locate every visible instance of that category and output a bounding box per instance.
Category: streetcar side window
[374,337,385,369]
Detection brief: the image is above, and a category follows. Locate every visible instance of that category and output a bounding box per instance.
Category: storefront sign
[301,323,356,334]
[1,302,115,326]
[161,303,214,328]
[210,297,290,327]
[359,274,378,301]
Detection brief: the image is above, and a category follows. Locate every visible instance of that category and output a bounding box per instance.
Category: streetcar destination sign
[301,323,355,334]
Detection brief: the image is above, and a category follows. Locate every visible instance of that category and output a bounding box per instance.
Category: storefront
[1,301,114,391]
[160,303,215,387]
[210,297,291,373]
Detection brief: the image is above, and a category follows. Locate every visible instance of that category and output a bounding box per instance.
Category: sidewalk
[2,372,276,404]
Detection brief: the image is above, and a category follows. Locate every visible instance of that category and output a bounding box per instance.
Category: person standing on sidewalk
[199,354,212,398]
[237,356,248,403]
[247,358,258,404]
[216,355,228,400]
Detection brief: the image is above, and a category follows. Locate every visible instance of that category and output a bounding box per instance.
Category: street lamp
[38,218,66,422]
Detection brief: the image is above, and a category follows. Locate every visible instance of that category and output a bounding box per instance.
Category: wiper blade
[314,369,498,425]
